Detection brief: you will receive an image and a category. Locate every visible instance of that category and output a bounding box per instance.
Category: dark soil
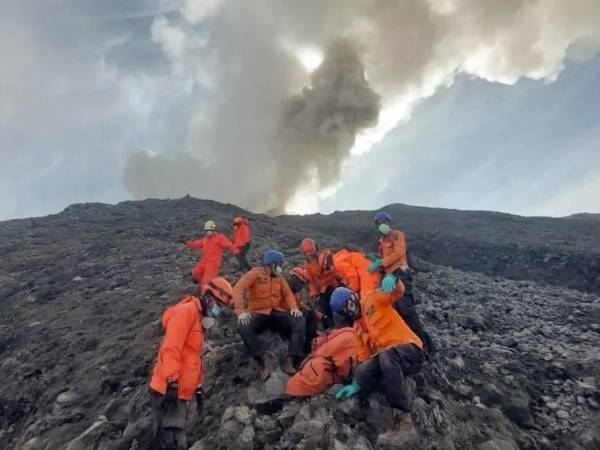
[0,197,598,449]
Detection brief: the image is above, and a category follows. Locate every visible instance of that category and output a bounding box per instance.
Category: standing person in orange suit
[186,220,237,293]
[232,216,252,271]
[368,211,435,353]
[148,292,223,449]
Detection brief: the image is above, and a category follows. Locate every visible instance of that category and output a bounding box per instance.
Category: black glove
[195,386,204,415]
[163,381,178,410]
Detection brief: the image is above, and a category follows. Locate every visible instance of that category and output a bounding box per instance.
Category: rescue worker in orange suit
[233,251,305,379]
[368,211,435,353]
[232,216,251,271]
[333,249,381,300]
[287,267,321,353]
[330,286,425,411]
[300,238,339,329]
[148,289,224,449]
[186,220,237,293]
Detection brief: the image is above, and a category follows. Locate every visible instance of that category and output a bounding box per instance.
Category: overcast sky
[1,1,599,220]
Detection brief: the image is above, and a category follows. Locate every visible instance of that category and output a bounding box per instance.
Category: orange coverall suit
[233,220,251,270]
[187,233,237,291]
[304,250,339,328]
[233,267,305,361]
[352,287,425,411]
[333,250,381,300]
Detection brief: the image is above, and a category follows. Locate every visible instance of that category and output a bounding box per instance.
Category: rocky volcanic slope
[280,204,600,295]
[0,197,599,450]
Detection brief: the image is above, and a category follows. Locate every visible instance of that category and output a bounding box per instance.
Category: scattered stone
[478,439,519,450]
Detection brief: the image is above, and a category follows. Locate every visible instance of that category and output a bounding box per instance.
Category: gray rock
[478,439,519,450]
[277,403,300,428]
[56,391,79,406]
[556,410,570,419]
[375,415,418,449]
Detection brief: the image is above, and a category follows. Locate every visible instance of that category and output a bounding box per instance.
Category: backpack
[286,328,357,397]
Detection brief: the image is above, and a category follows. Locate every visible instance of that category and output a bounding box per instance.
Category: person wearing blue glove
[330,287,425,411]
[372,211,436,354]
[380,274,397,293]
[367,258,382,273]
[335,381,361,400]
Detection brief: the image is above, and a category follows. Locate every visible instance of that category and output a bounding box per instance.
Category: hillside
[281,203,600,294]
[0,197,599,449]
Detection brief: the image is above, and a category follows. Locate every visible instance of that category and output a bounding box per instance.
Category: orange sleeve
[374,280,405,307]
[186,238,205,249]
[354,333,372,363]
[233,270,259,314]
[159,307,196,382]
[336,257,360,293]
[381,231,406,268]
[281,279,299,310]
[305,263,320,297]
[218,234,238,254]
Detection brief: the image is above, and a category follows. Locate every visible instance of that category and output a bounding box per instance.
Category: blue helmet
[330,287,355,312]
[373,211,392,224]
[263,250,284,265]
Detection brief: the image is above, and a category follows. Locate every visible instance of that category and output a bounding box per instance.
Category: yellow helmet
[204,220,217,231]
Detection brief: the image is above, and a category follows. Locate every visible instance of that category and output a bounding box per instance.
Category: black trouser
[354,344,424,411]
[149,390,192,450]
[237,243,251,271]
[238,310,305,361]
[304,309,319,353]
[392,269,435,353]
[317,287,335,329]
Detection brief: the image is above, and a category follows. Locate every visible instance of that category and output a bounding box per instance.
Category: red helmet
[205,277,233,305]
[289,267,309,284]
[300,238,318,256]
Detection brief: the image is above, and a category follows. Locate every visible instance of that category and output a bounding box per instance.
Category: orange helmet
[300,238,318,256]
[289,267,309,285]
[233,216,243,225]
[205,277,234,305]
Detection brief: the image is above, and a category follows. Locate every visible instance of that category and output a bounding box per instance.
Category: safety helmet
[289,267,309,285]
[205,277,233,305]
[330,287,360,321]
[300,238,318,256]
[373,211,392,224]
[330,287,355,312]
[233,216,243,225]
[263,250,284,265]
[204,220,217,231]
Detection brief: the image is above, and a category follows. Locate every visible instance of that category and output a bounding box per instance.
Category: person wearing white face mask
[233,250,305,379]
[368,211,435,354]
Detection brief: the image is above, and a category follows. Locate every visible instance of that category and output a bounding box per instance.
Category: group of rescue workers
[148,212,435,449]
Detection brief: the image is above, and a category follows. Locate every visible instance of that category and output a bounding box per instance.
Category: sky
[1,0,599,220]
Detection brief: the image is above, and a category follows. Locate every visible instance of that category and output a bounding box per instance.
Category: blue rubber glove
[368,259,382,273]
[335,381,361,400]
[365,253,380,262]
[381,275,397,293]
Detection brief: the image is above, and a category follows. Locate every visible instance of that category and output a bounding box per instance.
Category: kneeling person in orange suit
[186,220,237,293]
[330,286,425,412]
[233,251,305,379]
[148,290,224,449]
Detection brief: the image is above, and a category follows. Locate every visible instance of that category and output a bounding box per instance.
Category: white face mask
[273,265,283,277]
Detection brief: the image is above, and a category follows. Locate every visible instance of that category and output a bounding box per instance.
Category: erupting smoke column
[124,0,600,214]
